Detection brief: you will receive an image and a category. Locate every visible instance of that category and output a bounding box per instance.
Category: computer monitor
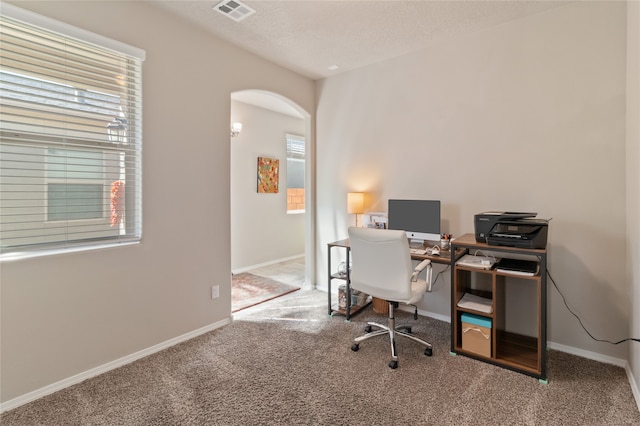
[388,199,441,246]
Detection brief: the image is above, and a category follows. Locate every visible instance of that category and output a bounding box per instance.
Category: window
[0,4,145,256]
[286,134,305,213]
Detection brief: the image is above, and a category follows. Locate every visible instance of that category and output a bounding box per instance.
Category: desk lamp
[347,192,365,227]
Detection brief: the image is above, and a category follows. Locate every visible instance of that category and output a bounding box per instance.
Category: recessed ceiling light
[328,65,339,71]
[214,0,256,22]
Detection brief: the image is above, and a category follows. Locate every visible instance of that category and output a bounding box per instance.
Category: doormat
[231,273,300,312]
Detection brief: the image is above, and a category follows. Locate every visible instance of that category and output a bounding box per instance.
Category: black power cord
[547,269,640,344]
[432,265,450,290]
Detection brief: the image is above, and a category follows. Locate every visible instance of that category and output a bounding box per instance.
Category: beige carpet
[231,272,300,312]
[2,290,639,425]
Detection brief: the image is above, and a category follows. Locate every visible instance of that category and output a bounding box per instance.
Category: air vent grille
[214,0,256,22]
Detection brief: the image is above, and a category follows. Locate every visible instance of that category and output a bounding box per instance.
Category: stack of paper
[457,292,493,313]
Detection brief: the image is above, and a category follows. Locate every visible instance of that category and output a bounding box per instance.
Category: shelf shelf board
[495,331,540,372]
[330,301,370,317]
[453,345,493,361]
[456,306,495,317]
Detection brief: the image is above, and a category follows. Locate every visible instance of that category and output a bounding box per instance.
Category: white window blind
[286,133,305,160]
[0,5,145,256]
[286,133,305,213]
[286,134,305,189]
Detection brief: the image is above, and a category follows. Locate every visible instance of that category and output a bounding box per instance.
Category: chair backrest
[347,227,414,302]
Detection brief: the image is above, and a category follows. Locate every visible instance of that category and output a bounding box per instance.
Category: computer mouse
[430,246,440,256]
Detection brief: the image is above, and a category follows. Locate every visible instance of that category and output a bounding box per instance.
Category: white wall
[231,100,305,271]
[626,0,640,406]
[0,1,314,404]
[315,1,629,360]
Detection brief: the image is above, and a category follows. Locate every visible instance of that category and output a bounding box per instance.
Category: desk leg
[450,247,456,354]
[327,246,333,316]
[345,248,351,321]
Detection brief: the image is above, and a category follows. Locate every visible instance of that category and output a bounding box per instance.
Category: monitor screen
[388,199,441,245]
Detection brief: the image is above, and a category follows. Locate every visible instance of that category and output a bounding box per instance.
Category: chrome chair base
[351,302,432,369]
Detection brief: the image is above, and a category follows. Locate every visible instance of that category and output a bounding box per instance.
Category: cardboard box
[461,313,492,358]
[372,297,389,314]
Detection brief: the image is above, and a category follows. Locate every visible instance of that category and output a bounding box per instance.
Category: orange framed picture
[257,156,279,193]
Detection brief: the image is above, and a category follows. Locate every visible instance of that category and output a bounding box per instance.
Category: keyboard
[410,248,427,255]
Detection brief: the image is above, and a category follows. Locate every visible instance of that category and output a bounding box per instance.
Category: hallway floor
[244,257,305,288]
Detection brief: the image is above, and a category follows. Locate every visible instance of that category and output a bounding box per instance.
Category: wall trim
[0,317,232,414]
[403,305,451,324]
[232,254,304,275]
[627,362,640,412]
[547,341,626,367]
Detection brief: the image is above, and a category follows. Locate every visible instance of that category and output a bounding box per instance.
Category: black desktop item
[486,219,549,249]
[474,211,537,242]
[388,199,441,245]
[495,258,539,274]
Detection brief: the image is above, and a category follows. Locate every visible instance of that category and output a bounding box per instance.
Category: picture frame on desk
[363,211,387,229]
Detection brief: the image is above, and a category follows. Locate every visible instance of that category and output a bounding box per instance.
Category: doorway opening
[230,90,313,312]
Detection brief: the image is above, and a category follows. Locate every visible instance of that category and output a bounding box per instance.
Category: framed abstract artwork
[257,156,279,193]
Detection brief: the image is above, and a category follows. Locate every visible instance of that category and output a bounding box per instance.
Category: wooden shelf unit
[450,233,547,381]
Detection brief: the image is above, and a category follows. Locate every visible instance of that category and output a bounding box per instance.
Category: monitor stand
[409,239,425,248]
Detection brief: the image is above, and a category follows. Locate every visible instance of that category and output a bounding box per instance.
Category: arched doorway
[229,90,314,311]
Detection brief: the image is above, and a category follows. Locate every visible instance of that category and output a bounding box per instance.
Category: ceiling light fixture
[214,0,256,22]
[328,65,340,71]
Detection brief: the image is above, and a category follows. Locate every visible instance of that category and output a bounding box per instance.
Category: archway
[230,90,314,309]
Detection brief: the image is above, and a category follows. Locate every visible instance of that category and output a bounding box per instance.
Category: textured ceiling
[153,0,570,80]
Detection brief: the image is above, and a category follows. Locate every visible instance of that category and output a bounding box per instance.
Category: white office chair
[347,227,433,369]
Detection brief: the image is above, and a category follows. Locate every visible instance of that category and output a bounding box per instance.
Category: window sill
[0,240,140,262]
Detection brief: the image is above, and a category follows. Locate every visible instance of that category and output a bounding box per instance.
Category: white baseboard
[546,341,626,368]
[232,254,304,275]
[0,317,232,414]
[625,363,640,412]
[399,305,451,324]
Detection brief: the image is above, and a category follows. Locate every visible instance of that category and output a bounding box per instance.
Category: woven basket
[372,297,389,314]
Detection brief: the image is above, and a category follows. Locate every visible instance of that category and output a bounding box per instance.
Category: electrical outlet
[211,285,219,299]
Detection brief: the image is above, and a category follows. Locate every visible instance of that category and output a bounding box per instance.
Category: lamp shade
[347,192,364,214]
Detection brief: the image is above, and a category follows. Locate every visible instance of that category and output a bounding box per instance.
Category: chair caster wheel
[351,344,360,352]
[364,325,372,333]
[388,360,398,369]
[425,348,433,356]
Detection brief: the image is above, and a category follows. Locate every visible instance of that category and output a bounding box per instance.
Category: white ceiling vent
[214,0,256,22]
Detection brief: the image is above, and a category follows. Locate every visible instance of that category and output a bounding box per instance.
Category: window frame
[285,133,306,214]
